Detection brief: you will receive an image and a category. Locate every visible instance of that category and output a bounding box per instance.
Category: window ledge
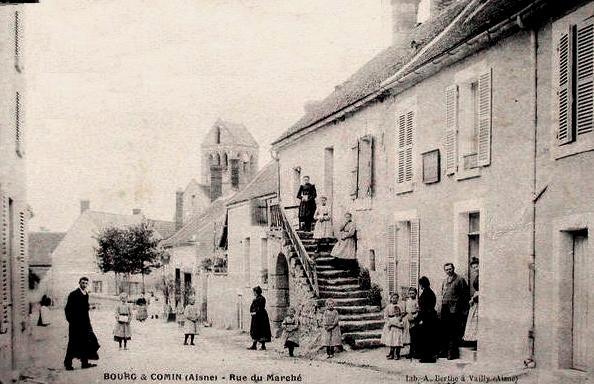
[456,167,480,181]
[353,197,373,211]
[395,182,414,195]
[554,134,594,160]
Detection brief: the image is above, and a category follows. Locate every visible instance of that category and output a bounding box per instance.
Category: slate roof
[202,119,259,148]
[28,232,65,266]
[84,211,176,240]
[272,0,545,146]
[161,197,230,247]
[227,162,278,206]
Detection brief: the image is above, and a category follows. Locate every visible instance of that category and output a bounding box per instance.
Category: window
[243,238,251,287]
[394,108,415,193]
[230,159,240,189]
[14,11,23,72]
[250,198,268,226]
[215,126,221,144]
[349,135,374,199]
[260,238,268,285]
[92,281,103,294]
[558,19,594,146]
[445,68,492,177]
[468,212,480,296]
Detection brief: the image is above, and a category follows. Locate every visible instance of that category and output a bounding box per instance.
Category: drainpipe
[526,24,538,369]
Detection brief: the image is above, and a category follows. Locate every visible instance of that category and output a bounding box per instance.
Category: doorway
[269,253,289,335]
[571,230,589,371]
[324,147,334,204]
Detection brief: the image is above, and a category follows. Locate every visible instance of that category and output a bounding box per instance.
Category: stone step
[317,297,369,307]
[339,312,384,322]
[318,277,359,286]
[335,305,381,315]
[317,269,355,278]
[342,330,382,342]
[318,284,361,292]
[313,254,333,263]
[315,264,335,271]
[351,338,384,350]
[296,231,313,239]
[319,289,368,299]
[340,319,385,333]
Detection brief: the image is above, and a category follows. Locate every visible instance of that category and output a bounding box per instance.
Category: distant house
[48,202,175,304]
[28,231,65,287]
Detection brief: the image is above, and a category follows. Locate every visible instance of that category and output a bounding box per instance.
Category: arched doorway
[268,252,290,336]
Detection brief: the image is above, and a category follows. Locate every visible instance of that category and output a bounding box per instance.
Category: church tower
[200,119,259,201]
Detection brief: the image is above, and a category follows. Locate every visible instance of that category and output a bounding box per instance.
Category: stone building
[48,202,175,304]
[0,4,30,381]
[269,0,593,378]
[28,231,65,284]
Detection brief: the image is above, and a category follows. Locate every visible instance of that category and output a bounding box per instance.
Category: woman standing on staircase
[313,196,334,252]
[330,212,357,270]
[296,176,317,231]
[247,286,272,350]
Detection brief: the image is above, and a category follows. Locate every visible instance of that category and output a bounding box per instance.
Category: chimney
[132,208,142,215]
[391,0,421,53]
[175,190,184,230]
[80,200,90,214]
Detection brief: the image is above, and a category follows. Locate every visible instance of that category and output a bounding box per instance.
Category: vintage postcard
[0,0,592,383]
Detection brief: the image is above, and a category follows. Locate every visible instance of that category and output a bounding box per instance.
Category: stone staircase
[296,230,384,349]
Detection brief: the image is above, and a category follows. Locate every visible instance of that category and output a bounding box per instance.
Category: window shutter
[445,85,458,175]
[409,219,420,290]
[350,140,360,199]
[386,224,397,295]
[576,20,594,137]
[477,69,492,166]
[0,191,10,330]
[17,212,26,320]
[558,26,576,145]
[396,111,414,184]
[15,92,24,157]
[359,135,374,197]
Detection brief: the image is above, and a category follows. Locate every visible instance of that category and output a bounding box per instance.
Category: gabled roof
[202,119,259,148]
[227,162,278,206]
[83,211,175,240]
[161,197,230,247]
[272,0,547,146]
[28,232,65,266]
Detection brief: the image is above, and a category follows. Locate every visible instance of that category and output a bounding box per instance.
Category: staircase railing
[277,205,319,297]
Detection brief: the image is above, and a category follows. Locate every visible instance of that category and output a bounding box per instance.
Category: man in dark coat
[247,286,272,350]
[417,276,438,363]
[296,176,317,231]
[440,263,469,360]
[64,277,99,370]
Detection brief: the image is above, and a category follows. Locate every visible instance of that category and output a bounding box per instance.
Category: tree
[95,221,166,295]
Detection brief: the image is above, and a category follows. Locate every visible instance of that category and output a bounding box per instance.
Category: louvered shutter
[17,212,26,321]
[396,111,414,184]
[409,219,420,290]
[558,26,576,145]
[405,111,414,181]
[477,69,492,166]
[576,20,594,137]
[445,85,458,175]
[386,224,397,295]
[396,113,406,184]
[15,92,24,157]
[0,191,9,331]
[350,140,360,198]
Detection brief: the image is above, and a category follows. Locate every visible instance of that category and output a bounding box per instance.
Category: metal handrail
[278,205,319,297]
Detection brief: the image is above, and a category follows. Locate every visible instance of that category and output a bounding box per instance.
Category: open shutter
[0,191,10,331]
[396,113,407,184]
[405,111,414,181]
[386,224,397,295]
[477,68,492,166]
[359,135,374,197]
[17,212,26,320]
[445,85,458,175]
[576,19,594,137]
[350,140,360,199]
[558,26,576,145]
[15,92,24,157]
[409,219,420,290]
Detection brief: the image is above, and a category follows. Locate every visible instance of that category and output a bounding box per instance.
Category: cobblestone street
[25,308,401,384]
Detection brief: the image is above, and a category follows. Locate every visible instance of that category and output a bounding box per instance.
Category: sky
[25,0,392,232]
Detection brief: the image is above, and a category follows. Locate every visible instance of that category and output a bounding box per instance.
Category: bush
[367,283,383,307]
[358,267,371,290]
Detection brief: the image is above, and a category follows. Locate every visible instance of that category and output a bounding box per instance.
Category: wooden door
[572,232,589,371]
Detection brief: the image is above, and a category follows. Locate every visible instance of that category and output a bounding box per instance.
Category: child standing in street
[176,301,185,328]
[381,293,404,360]
[281,308,300,357]
[113,293,133,350]
[183,297,200,346]
[322,299,341,359]
[403,287,419,359]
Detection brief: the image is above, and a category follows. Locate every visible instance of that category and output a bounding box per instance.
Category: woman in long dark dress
[416,276,438,363]
[247,286,272,350]
[296,176,317,231]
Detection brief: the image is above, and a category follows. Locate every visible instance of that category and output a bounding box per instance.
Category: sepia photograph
[0,0,593,383]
